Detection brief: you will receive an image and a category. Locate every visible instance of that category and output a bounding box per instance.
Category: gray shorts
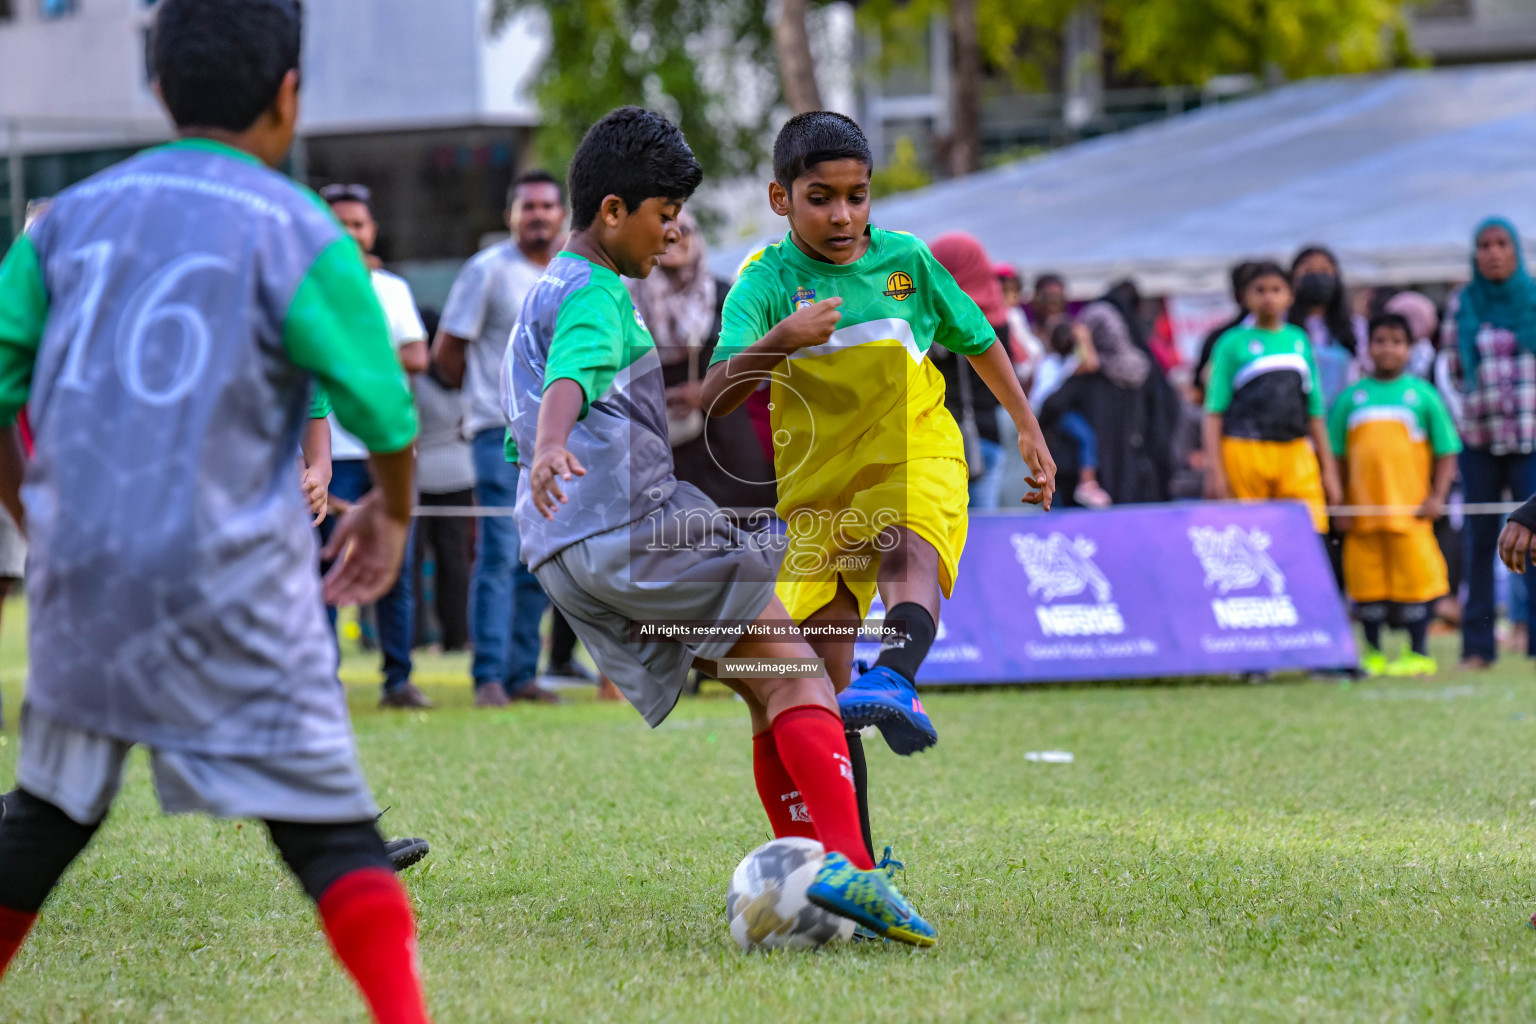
[16,704,379,826]
[533,482,780,727]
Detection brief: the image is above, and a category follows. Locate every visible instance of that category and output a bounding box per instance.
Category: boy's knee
[0,789,102,913]
[266,820,391,903]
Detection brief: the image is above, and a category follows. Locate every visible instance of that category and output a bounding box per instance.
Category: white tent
[711,62,1536,297]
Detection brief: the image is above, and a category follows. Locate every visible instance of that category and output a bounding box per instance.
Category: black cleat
[385,836,431,872]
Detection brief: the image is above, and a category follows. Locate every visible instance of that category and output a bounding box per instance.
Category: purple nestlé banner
[857,501,1357,683]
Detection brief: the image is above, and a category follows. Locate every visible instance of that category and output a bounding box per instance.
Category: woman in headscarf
[627,210,776,512]
[1446,217,1536,667]
[929,233,1013,508]
[1288,245,1368,411]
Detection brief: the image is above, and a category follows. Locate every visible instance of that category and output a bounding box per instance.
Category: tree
[492,0,779,188]
[856,0,1414,174]
[1107,0,1413,85]
[774,0,824,114]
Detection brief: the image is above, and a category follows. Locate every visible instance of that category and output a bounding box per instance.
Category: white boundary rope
[409,501,1533,518]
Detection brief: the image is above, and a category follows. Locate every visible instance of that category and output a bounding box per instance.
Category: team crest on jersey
[792,286,816,309]
[633,307,649,331]
[1249,339,1264,356]
[883,271,916,301]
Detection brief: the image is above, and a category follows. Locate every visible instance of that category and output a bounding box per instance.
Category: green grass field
[3,603,1536,1022]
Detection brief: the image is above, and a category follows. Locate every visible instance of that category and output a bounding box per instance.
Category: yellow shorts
[1343,527,1448,605]
[1221,437,1328,533]
[776,458,970,623]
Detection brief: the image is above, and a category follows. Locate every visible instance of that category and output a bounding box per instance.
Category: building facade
[0,0,544,279]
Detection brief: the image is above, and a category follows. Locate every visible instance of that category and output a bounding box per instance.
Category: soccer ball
[726,837,855,951]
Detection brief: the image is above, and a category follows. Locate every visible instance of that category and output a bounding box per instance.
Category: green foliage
[8,622,1536,1020]
[491,0,778,187]
[870,135,932,197]
[856,0,1078,90]
[856,0,1416,89]
[1109,0,1413,84]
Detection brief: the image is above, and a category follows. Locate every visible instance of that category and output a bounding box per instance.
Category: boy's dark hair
[1243,261,1290,293]
[152,0,302,133]
[567,107,702,229]
[1034,272,1064,293]
[773,111,872,189]
[508,169,564,210]
[1367,312,1413,344]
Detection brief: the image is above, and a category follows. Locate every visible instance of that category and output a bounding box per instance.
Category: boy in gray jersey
[507,107,935,945]
[0,2,431,1020]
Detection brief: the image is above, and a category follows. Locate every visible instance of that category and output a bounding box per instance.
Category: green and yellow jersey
[714,227,995,513]
[1328,374,1461,533]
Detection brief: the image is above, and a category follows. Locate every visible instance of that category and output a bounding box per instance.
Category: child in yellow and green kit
[1329,312,1461,676]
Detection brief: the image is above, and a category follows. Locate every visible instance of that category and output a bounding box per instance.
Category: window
[38,0,77,19]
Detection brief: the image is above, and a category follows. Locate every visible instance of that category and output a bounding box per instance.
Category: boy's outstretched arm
[701,298,843,416]
[966,341,1056,510]
[528,378,587,519]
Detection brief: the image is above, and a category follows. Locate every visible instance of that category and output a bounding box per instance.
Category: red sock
[770,705,876,870]
[317,869,431,1024]
[0,905,37,980]
[753,730,819,840]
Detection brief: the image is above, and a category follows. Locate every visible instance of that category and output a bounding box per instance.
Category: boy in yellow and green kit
[701,112,1056,864]
[1330,312,1460,676]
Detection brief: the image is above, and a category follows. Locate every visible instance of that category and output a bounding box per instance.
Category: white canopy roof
[710,62,1536,297]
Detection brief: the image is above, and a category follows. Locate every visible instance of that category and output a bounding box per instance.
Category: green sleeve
[1327,387,1351,457]
[283,238,417,453]
[923,245,995,356]
[309,383,332,419]
[0,235,49,422]
[711,263,775,366]
[1302,333,1325,418]
[544,286,625,418]
[1203,332,1235,414]
[1421,383,1463,456]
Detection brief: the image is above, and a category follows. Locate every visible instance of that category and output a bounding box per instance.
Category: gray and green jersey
[503,252,672,570]
[0,138,417,756]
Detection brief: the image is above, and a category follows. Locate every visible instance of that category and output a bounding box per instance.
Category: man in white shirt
[321,183,432,709]
[433,170,565,707]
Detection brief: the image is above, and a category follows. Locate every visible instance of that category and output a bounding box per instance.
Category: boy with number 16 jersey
[0,2,430,1019]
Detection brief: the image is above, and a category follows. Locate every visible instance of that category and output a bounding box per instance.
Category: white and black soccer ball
[726,837,855,951]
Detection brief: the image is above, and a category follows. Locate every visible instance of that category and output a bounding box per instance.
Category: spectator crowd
[315,170,1536,694]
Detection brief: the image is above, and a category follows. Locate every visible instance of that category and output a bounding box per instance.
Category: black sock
[0,790,101,913]
[874,602,936,682]
[1357,602,1388,652]
[266,819,392,903]
[844,730,875,864]
[550,608,578,667]
[1398,601,1432,656]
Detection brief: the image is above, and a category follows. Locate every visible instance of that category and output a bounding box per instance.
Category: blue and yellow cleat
[807,851,937,948]
[837,665,937,755]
